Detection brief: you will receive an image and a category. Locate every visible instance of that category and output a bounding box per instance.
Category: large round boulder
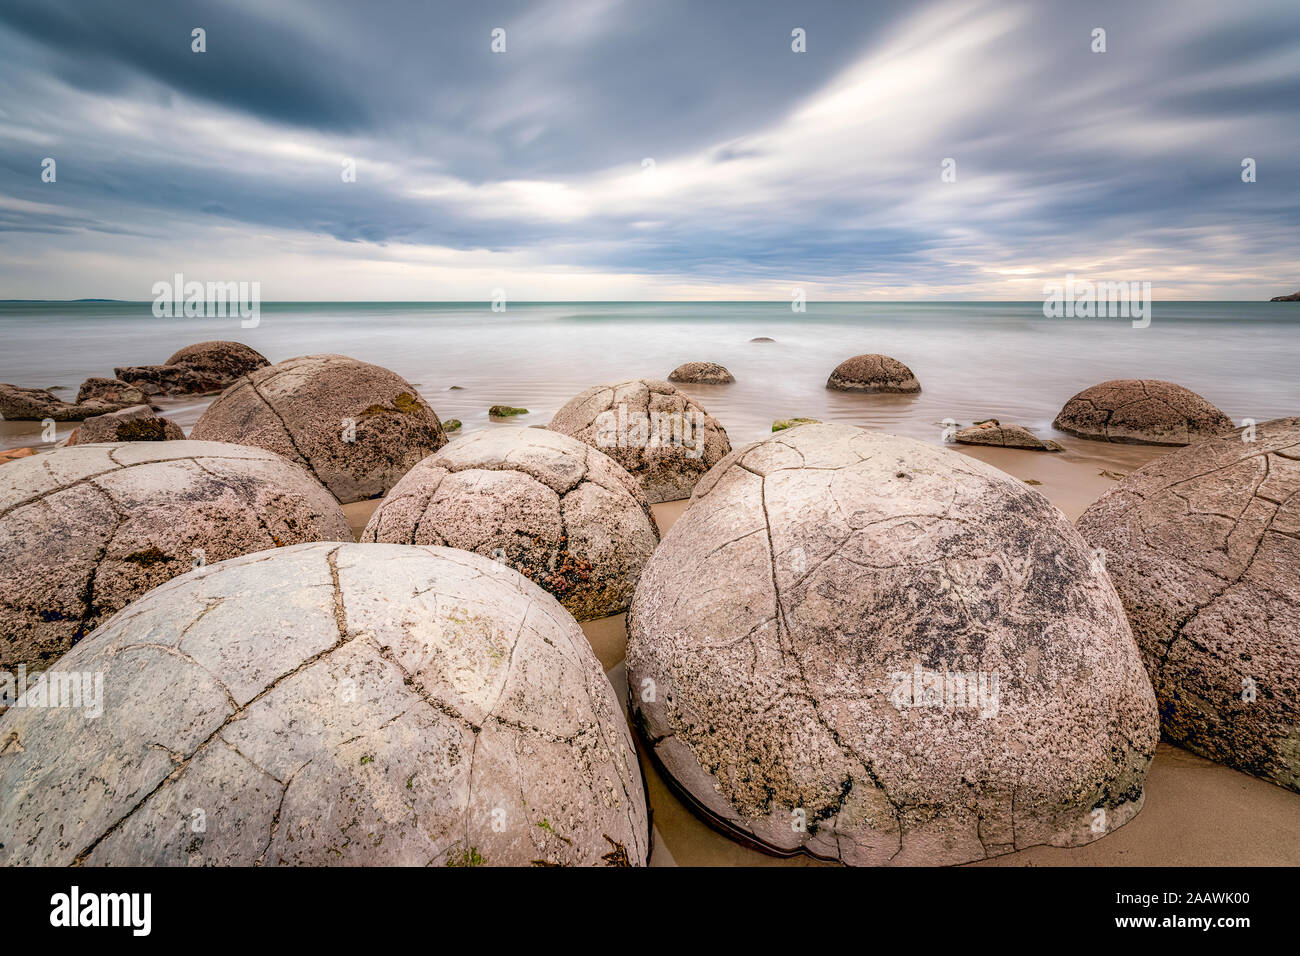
[1053,379,1232,445]
[1077,418,1300,791]
[165,340,268,384]
[826,354,921,393]
[547,379,731,504]
[627,423,1157,865]
[192,354,447,503]
[668,362,734,384]
[0,542,648,866]
[363,429,659,621]
[0,441,350,672]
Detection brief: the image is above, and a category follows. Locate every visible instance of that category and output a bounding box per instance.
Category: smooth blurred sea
[2,300,1296,458]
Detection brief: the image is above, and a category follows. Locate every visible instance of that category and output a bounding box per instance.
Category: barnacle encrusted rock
[1077,417,1300,791]
[192,354,447,503]
[0,543,649,866]
[363,429,659,621]
[1053,379,1232,446]
[626,422,1157,865]
[547,379,731,504]
[668,362,734,384]
[0,441,350,672]
[826,354,921,393]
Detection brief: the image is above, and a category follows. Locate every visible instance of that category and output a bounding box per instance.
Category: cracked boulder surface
[626,422,1157,866]
[191,354,447,503]
[0,542,649,866]
[826,354,921,393]
[1053,379,1232,446]
[547,378,731,504]
[362,428,659,622]
[668,362,735,385]
[1077,417,1300,792]
[0,441,351,673]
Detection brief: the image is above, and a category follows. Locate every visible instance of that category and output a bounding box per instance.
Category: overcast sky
[0,0,1297,300]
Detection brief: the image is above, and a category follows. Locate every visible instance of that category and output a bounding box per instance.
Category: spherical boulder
[0,542,649,866]
[363,429,659,621]
[192,354,447,503]
[165,340,269,384]
[1077,418,1300,791]
[548,379,731,504]
[826,354,921,393]
[627,422,1157,865]
[1053,379,1232,445]
[668,362,734,385]
[0,441,350,672]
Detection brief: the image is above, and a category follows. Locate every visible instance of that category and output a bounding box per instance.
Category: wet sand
[343,470,1300,866]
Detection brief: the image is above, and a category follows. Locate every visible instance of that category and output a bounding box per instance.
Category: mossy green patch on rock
[489,405,528,417]
[772,417,820,432]
[446,847,484,867]
[442,419,462,432]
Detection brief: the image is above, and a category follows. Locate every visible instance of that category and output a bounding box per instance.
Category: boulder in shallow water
[668,362,734,384]
[954,422,1062,451]
[826,354,921,393]
[0,384,130,422]
[0,440,350,671]
[165,340,268,383]
[1077,417,1300,792]
[75,377,147,407]
[1053,379,1232,446]
[0,542,648,865]
[191,354,447,503]
[627,422,1157,865]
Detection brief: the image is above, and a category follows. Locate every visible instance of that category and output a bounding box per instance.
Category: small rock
[0,447,36,466]
[442,419,463,432]
[75,377,147,406]
[489,405,528,417]
[955,423,1062,452]
[668,362,734,385]
[750,337,775,343]
[67,405,185,445]
[0,383,130,421]
[826,354,921,393]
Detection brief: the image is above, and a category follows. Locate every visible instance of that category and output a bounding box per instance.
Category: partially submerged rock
[1077,417,1300,792]
[668,362,734,384]
[1053,379,1232,446]
[66,405,185,445]
[0,542,648,865]
[955,422,1062,451]
[191,354,447,503]
[363,428,659,621]
[75,377,147,407]
[0,448,35,466]
[0,441,350,671]
[0,384,130,422]
[826,354,921,393]
[548,379,731,504]
[489,405,528,417]
[627,422,1157,865]
[115,341,269,396]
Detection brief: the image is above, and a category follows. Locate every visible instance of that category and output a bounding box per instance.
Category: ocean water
[1,300,1296,460]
